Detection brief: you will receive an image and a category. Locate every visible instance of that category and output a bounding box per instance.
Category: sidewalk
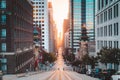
[3,71,43,80]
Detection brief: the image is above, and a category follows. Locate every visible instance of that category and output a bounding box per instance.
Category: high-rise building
[48,2,56,53]
[64,30,70,48]
[63,19,69,49]
[95,0,119,53]
[95,0,120,70]
[70,0,95,54]
[31,0,50,52]
[0,0,33,74]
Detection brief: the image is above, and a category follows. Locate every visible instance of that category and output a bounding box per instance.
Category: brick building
[0,0,34,74]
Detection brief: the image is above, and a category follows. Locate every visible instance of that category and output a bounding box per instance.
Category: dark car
[91,68,102,78]
[99,69,116,80]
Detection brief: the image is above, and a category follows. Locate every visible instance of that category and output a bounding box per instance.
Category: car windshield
[115,71,120,75]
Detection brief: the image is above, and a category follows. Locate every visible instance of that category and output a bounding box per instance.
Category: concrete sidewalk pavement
[3,71,43,80]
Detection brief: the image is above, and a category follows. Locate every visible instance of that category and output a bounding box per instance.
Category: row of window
[97,23,119,37]
[33,9,44,12]
[33,13,44,15]
[97,0,113,11]
[33,6,44,8]
[14,6,33,23]
[97,40,119,49]
[14,30,33,39]
[33,20,44,23]
[97,4,119,24]
[13,17,33,31]
[32,2,44,4]
[33,23,44,27]
[14,42,32,51]
[33,17,44,19]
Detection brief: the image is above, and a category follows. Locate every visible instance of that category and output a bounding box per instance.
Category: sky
[49,0,69,38]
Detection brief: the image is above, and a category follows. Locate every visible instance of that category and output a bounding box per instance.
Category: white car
[111,71,120,80]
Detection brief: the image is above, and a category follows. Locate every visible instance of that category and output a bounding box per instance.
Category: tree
[97,47,109,68]
[48,53,57,63]
[64,53,75,63]
[81,54,90,65]
[72,60,81,66]
[96,47,120,69]
[89,56,98,69]
[80,54,98,69]
[42,53,57,64]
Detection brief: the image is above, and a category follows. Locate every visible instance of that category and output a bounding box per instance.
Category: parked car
[91,68,102,78]
[111,71,120,80]
[99,69,116,80]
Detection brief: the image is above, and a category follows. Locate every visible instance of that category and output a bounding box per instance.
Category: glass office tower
[70,0,95,53]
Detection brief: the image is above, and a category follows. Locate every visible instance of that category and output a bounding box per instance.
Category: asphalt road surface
[4,48,99,80]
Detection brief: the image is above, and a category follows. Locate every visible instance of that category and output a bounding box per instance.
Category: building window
[109,41,112,48]
[114,23,118,36]
[114,4,119,18]
[101,41,103,48]
[42,39,44,41]
[1,29,6,38]
[0,14,6,24]
[1,43,6,52]
[104,11,107,22]
[114,41,116,48]
[42,24,44,26]
[97,41,99,49]
[101,0,104,8]
[114,41,119,48]
[97,28,99,37]
[104,41,107,47]
[108,8,112,20]
[108,24,112,36]
[98,0,100,10]
[109,0,113,3]
[104,26,107,36]
[117,41,119,48]
[0,0,6,9]
[101,27,103,37]
[100,13,103,23]
[97,16,99,24]
[105,0,108,6]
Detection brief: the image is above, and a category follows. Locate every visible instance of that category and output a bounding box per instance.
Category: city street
[3,48,99,80]
[1,0,120,80]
